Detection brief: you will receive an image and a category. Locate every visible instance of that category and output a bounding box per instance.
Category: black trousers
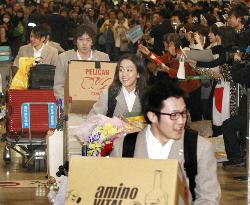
[222,115,246,160]
[187,87,202,122]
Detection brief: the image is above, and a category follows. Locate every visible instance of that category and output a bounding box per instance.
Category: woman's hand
[158,64,170,73]
[194,32,201,44]
[168,42,176,56]
[138,44,150,56]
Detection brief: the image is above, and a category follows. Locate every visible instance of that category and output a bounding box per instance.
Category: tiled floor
[0,142,248,205]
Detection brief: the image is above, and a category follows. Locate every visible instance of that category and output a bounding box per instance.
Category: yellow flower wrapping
[10,57,35,89]
[125,115,147,132]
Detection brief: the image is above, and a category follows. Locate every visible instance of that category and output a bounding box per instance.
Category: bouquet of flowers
[75,114,145,156]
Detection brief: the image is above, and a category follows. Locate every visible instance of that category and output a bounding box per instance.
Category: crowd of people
[1,0,250,204]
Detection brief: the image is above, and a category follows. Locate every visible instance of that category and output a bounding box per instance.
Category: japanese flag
[212,81,230,126]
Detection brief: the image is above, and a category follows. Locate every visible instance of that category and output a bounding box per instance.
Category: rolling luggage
[28,64,56,89]
[6,89,57,138]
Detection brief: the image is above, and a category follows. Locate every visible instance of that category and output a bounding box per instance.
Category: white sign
[128,25,144,44]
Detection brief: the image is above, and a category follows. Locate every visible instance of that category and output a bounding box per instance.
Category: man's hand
[185,58,197,65]
[234,52,242,62]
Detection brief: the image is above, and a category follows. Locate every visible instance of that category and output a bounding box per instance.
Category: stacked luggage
[3,60,57,171]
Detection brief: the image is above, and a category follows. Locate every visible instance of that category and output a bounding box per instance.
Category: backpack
[106,87,117,118]
[122,129,198,201]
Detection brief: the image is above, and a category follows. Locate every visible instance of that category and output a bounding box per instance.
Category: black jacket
[231,60,250,88]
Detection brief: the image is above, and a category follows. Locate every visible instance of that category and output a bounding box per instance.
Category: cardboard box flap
[66,156,189,205]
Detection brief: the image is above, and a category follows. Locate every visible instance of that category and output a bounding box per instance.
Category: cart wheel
[3,145,11,164]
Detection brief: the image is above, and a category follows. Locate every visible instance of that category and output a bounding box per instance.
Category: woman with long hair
[88,53,148,118]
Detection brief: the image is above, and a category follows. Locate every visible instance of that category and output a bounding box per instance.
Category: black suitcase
[28,64,55,89]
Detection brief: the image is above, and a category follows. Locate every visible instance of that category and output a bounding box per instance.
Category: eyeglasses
[156,110,188,120]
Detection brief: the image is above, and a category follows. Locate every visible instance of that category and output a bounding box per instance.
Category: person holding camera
[231,50,250,87]
[113,9,129,60]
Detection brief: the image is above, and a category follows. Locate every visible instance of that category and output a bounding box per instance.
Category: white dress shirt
[122,86,136,112]
[77,50,93,60]
[33,44,44,61]
[146,125,174,159]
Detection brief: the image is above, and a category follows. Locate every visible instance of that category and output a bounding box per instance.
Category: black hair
[219,26,236,51]
[229,3,249,24]
[73,24,96,50]
[1,12,11,19]
[116,9,125,16]
[31,25,48,38]
[109,54,148,103]
[165,1,175,12]
[202,13,217,26]
[52,3,61,13]
[142,80,185,124]
[159,8,171,20]
[209,24,221,37]
[193,24,209,36]
[171,10,186,23]
[163,33,182,48]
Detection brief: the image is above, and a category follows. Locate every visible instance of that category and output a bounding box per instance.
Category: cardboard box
[66,156,190,205]
[64,61,116,114]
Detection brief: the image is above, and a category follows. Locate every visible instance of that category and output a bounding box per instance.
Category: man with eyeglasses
[110,81,221,205]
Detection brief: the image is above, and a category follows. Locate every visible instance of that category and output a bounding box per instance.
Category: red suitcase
[6,89,57,138]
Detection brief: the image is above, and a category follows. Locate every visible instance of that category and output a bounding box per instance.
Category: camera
[179,27,186,34]
[232,46,250,61]
[192,16,199,24]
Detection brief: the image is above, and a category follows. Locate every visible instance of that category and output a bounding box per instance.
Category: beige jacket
[110,127,221,205]
[13,44,58,67]
[47,41,65,53]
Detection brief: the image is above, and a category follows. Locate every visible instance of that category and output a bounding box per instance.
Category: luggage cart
[3,89,57,171]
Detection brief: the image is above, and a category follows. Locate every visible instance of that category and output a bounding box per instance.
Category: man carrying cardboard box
[53,24,110,100]
[110,80,221,205]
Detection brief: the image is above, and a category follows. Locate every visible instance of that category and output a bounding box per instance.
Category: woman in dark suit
[88,54,148,118]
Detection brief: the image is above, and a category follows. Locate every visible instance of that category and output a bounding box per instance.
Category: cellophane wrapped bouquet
[75,114,146,156]
[48,114,146,204]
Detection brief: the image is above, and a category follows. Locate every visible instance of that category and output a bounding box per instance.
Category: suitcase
[0,46,12,62]
[28,64,55,89]
[6,89,57,138]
